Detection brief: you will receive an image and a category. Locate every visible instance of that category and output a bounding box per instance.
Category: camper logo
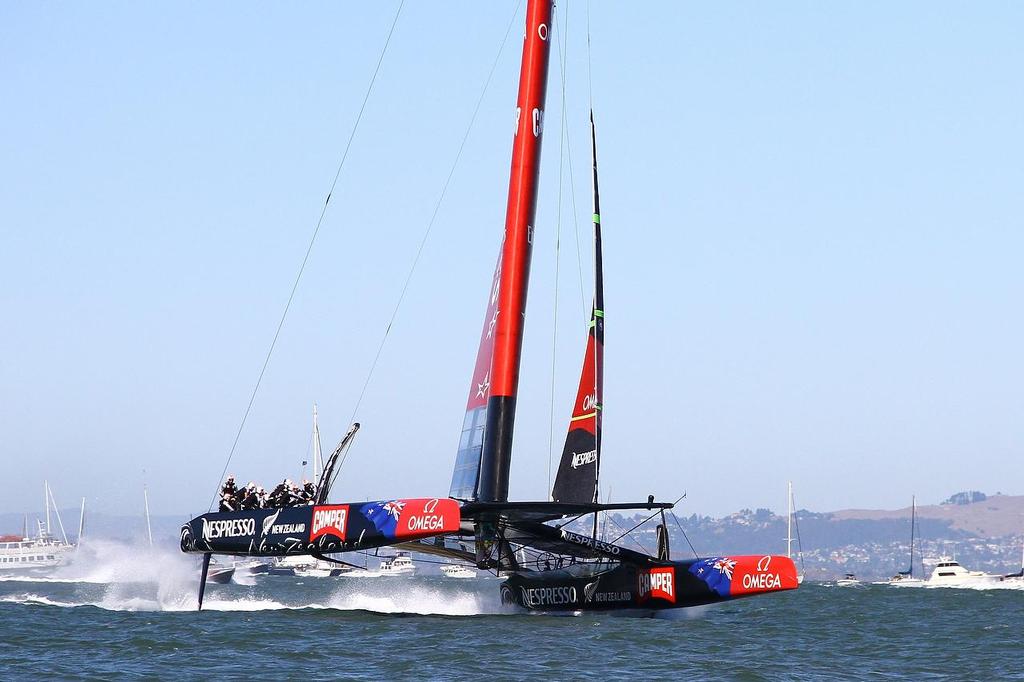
[310,505,349,542]
[638,567,675,603]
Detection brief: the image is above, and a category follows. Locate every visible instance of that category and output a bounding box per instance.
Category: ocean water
[1,542,1021,680]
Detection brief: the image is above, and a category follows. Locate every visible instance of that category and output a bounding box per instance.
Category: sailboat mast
[144,486,154,548]
[787,481,793,559]
[909,495,915,577]
[44,480,51,537]
[312,403,323,484]
[77,497,86,545]
[478,0,554,503]
[589,112,605,505]
[549,113,604,508]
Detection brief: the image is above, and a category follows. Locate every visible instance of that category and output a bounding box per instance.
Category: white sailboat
[885,496,926,586]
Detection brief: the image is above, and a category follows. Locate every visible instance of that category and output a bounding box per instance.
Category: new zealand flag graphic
[360,500,406,537]
[689,557,737,597]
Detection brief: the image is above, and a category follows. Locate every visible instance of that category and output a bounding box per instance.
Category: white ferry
[0,532,73,571]
[1,482,76,572]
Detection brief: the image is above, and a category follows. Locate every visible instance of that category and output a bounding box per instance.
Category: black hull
[501,556,798,612]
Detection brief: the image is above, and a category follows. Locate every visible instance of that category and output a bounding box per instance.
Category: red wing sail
[552,113,604,504]
[449,252,502,500]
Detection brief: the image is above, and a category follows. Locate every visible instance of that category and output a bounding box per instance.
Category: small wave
[0,575,106,584]
[0,593,83,608]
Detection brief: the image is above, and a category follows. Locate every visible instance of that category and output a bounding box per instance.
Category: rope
[604,513,652,555]
[669,510,700,559]
[208,1,405,511]
[332,0,525,479]
[792,491,806,573]
[546,0,570,496]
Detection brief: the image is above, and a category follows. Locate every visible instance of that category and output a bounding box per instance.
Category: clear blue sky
[2,2,1021,521]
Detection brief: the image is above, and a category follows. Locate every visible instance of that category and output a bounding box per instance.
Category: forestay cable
[547,0,571,496]
[331,0,525,478]
[208,1,406,511]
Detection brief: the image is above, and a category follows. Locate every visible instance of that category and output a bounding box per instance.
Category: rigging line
[207,1,405,512]
[608,494,684,546]
[332,0,525,478]
[792,492,805,570]
[547,0,570,497]
[585,0,594,111]
[603,513,652,555]
[669,511,700,559]
[551,1,587,326]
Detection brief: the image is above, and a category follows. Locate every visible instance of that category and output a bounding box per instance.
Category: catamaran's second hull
[501,555,798,612]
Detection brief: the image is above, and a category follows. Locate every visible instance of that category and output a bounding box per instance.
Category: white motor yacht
[378,551,417,576]
[440,564,476,579]
[927,557,1002,587]
[293,559,351,578]
[836,573,860,586]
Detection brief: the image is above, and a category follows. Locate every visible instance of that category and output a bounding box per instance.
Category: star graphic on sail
[490,261,502,306]
[486,309,499,339]
[476,372,491,399]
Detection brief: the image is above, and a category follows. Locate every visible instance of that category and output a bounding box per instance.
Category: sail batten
[552,112,604,504]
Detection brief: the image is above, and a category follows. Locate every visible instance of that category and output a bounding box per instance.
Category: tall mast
[44,480,51,537]
[551,112,604,506]
[144,485,154,548]
[77,497,86,546]
[477,0,554,503]
[909,495,915,577]
[47,483,69,544]
[312,403,323,485]
[786,481,794,559]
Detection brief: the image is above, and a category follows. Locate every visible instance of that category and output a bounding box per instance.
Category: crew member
[268,482,287,508]
[219,476,238,512]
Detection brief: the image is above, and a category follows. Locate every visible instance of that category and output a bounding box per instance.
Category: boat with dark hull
[181,0,798,612]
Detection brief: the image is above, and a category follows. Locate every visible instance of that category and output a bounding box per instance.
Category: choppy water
[1,541,1021,679]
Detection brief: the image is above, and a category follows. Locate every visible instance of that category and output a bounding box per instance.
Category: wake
[0,538,508,614]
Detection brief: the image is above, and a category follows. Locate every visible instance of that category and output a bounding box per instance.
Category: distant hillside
[617,491,1024,581]
[5,492,1021,581]
[831,493,1024,537]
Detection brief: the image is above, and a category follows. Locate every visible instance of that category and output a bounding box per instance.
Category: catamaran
[180,0,798,612]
